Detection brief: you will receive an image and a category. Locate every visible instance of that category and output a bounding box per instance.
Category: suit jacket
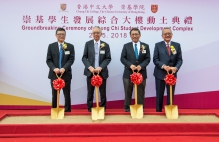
[153,41,183,80]
[120,42,151,80]
[82,40,111,79]
[46,42,75,81]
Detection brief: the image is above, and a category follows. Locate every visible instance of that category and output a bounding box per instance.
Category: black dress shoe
[88,108,91,112]
[125,109,130,112]
[65,110,71,112]
[156,110,162,112]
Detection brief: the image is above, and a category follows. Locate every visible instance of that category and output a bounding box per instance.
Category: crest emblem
[151,5,158,13]
[60,3,67,11]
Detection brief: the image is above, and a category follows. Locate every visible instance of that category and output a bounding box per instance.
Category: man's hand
[163,65,170,72]
[130,65,137,71]
[94,67,102,73]
[136,65,141,72]
[170,67,177,74]
[89,66,95,73]
[53,68,60,74]
[60,68,65,74]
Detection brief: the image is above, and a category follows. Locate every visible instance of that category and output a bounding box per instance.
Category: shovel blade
[130,104,143,119]
[130,105,137,118]
[91,108,98,120]
[51,108,65,119]
[91,107,105,120]
[165,105,178,119]
[97,107,105,119]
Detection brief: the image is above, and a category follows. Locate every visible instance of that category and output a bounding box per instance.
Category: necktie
[134,43,138,59]
[94,43,99,68]
[59,44,63,69]
[95,42,98,52]
[166,44,170,56]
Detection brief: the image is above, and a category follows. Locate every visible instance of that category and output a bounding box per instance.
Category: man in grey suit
[82,26,111,112]
[153,27,183,112]
[120,28,151,112]
[46,28,75,112]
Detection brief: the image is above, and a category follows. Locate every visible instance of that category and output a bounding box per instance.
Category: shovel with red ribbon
[51,74,65,119]
[91,72,104,120]
[164,71,178,119]
[130,71,144,119]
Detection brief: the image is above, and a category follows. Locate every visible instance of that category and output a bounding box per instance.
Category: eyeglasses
[163,33,172,36]
[57,33,66,36]
[131,33,140,36]
[92,32,101,35]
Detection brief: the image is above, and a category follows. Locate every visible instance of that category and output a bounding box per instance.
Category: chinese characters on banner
[22,4,194,38]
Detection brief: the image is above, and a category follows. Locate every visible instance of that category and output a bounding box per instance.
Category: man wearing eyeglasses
[120,28,151,112]
[153,27,183,112]
[82,26,111,112]
[46,27,75,112]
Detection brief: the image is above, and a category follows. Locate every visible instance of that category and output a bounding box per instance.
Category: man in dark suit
[120,28,151,112]
[82,26,111,112]
[46,28,75,112]
[153,27,183,112]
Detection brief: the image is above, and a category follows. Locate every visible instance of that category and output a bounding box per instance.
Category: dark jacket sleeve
[99,43,111,70]
[175,43,183,70]
[46,44,56,71]
[82,41,92,69]
[139,43,151,69]
[62,43,75,70]
[120,44,132,68]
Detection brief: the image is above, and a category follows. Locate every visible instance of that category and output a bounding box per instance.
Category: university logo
[61,4,66,11]
[151,4,158,13]
[59,3,68,12]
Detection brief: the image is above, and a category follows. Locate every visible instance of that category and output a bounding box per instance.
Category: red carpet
[1,136,219,142]
[1,109,219,141]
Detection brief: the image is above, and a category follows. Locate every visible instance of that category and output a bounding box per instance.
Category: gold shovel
[51,74,64,119]
[92,86,105,120]
[51,90,64,119]
[164,73,178,119]
[130,84,143,119]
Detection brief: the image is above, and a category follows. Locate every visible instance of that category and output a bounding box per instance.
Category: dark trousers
[155,78,176,111]
[123,78,146,110]
[51,80,71,112]
[86,76,107,109]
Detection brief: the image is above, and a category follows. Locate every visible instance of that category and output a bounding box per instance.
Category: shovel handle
[95,86,99,107]
[56,90,60,117]
[132,70,139,73]
[170,85,172,105]
[92,71,99,76]
[166,70,174,75]
[55,73,62,109]
[167,70,173,105]
[56,90,60,109]
[56,73,63,78]
[134,84,138,105]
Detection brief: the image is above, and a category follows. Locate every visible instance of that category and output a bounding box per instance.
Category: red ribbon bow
[91,75,103,87]
[53,78,65,90]
[130,72,143,85]
[164,74,177,86]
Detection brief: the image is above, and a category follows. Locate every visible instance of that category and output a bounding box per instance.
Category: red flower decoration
[91,75,103,87]
[164,74,177,86]
[130,72,143,85]
[53,78,65,90]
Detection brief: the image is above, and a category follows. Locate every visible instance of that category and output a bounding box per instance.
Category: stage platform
[0,109,219,139]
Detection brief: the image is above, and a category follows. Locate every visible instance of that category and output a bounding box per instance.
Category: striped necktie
[166,44,170,56]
